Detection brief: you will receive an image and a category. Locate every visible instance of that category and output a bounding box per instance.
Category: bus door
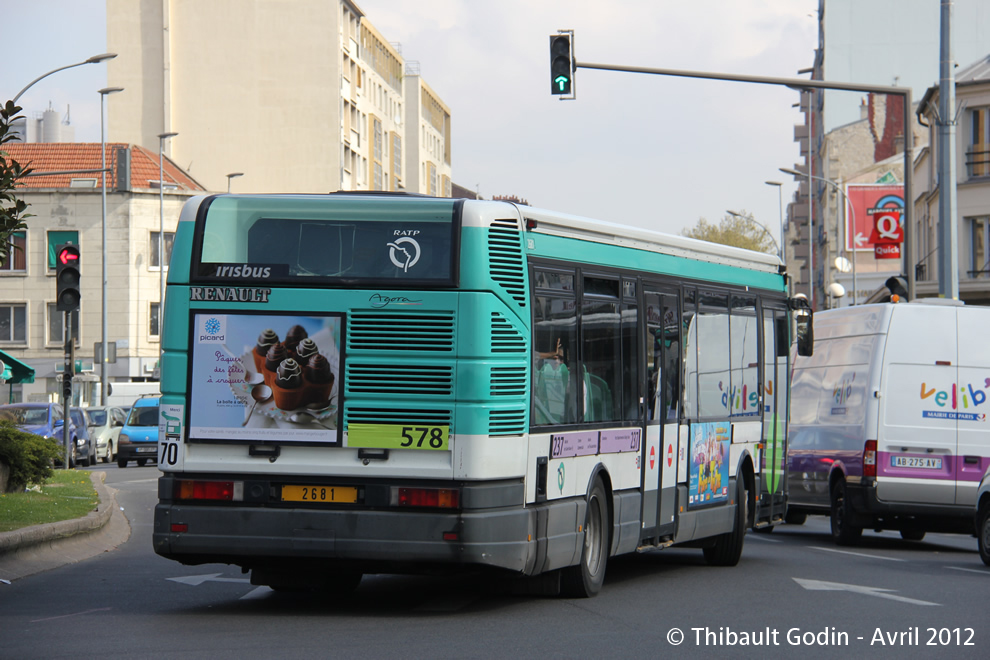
[642,288,680,540]
[758,304,788,525]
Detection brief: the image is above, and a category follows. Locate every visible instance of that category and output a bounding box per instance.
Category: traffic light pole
[569,59,916,302]
[62,312,74,469]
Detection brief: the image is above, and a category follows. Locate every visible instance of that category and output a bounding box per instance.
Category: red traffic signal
[55,244,81,312]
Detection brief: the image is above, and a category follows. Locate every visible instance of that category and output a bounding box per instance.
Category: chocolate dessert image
[263,342,288,387]
[252,328,280,372]
[272,358,304,410]
[283,324,308,358]
[295,337,319,364]
[303,354,335,407]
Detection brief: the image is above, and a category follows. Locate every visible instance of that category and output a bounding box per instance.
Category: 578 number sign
[400,427,445,449]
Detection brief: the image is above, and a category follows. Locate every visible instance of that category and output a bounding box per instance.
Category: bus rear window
[192,195,459,286]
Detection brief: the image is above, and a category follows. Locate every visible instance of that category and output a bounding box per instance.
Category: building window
[47,231,78,270]
[373,117,382,161]
[373,162,383,191]
[48,303,80,345]
[969,107,990,178]
[151,302,160,337]
[392,133,402,178]
[969,216,990,278]
[151,232,175,269]
[1,231,26,272]
[0,303,27,343]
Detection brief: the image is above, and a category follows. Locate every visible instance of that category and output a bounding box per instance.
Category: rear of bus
[153,194,534,589]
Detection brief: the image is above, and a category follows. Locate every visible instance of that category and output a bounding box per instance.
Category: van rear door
[955,306,990,506]
[876,305,956,505]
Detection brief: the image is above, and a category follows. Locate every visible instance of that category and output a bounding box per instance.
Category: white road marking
[810,546,904,562]
[794,578,939,606]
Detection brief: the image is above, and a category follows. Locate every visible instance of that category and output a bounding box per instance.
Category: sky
[3,0,823,239]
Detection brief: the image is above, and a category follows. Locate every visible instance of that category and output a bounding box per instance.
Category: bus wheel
[561,478,609,598]
[979,502,990,567]
[704,477,746,566]
[900,529,925,541]
[830,480,862,546]
[784,510,808,525]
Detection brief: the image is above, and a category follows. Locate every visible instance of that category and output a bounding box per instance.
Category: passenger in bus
[533,338,570,425]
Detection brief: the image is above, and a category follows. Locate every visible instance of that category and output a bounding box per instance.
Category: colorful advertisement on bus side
[688,421,730,508]
[187,312,343,444]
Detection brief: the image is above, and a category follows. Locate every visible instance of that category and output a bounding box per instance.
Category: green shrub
[0,419,61,493]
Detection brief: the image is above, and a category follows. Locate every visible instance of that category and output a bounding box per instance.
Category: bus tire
[899,529,925,541]
[784,509,808,526]
[830,480,862,546]
[979,501,990,567]
[561,477,609,598]
[704,477,746,566]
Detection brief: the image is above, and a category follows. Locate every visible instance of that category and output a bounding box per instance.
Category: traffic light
[62,372,73,401]
[549,34,573,95]
[55,244,81,312]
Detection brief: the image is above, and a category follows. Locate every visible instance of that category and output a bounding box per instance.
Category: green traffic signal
[549,34,573,96]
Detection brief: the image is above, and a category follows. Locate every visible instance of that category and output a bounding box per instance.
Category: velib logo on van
[198,316,226,344]
[919,378,989,421]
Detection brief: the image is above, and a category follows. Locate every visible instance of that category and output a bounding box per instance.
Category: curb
[0,471,129,582]
[0,470,114,555]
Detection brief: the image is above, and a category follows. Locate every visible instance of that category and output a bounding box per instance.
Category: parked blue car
[0,402,84,467]
[117,395,160,468]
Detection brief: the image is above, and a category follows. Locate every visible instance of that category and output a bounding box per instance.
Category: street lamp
[13,53,118,103]
[781,167,858,305]
[99,86,124,405]
[157,132,178,344]
[765,181,785,262]
[226,172,244,193]
[726,210,780,257]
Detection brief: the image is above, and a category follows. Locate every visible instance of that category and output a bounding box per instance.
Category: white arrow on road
[167,573,251,586]
[793,578,940,606]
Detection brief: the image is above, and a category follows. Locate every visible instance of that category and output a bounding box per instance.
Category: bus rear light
[395,487,459,509]
[442,532,459,541]
[175,479,243,501]
[171,523,188,533]
[863,440,877,478]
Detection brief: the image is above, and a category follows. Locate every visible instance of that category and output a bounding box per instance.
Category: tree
[681,211,777,254]
[0,100,33,269]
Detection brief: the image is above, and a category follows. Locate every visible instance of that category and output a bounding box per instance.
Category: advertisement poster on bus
[843,184,904,254]
[688,421,730,508]
[187,312,343,444]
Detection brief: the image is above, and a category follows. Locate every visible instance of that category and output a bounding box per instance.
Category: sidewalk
[0,471,130,582]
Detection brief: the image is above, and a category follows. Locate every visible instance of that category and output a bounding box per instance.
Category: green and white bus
[153,193,809,597]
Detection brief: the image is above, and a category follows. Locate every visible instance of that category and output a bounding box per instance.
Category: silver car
[86,406,128,463]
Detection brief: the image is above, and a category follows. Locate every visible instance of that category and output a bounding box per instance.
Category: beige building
[0,143,205,404]
[106,0,452,196]
[915,54,990,305]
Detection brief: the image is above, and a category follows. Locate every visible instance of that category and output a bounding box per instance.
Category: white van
[105,381,161,409]
[787,299,990,544]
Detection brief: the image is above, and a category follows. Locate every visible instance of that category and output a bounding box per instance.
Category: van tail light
[863,440,877,478]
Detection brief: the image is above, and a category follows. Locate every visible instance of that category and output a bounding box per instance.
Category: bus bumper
[153,501,540,574]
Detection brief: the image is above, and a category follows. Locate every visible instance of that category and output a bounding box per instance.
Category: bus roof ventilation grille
[488,218,527,308]
[348,311,455,352]
[490,312,527,353]
[347,363,453,396]
[488,408,526,435]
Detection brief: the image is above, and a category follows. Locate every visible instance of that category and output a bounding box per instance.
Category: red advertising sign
[874,244,901,259]
[843,184,904,253]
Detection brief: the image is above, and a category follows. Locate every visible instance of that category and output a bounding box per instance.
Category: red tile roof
[1,142,206,191]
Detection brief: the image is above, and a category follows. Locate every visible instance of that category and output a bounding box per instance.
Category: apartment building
[105,0,451,197]
[915,54,990,305]
[0,143,205,404]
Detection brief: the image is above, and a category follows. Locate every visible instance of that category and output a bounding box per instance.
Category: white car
[86,406,128,463]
